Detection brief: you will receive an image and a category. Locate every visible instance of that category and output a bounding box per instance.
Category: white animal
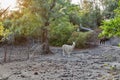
[62,42,75,57]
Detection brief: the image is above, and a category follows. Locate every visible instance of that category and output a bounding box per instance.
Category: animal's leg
[109,39,111,44]
[100,40,104,45]
[103,40,105,44]
[63,49,65,56]
[100,40,102,45]
[68,52,70,57]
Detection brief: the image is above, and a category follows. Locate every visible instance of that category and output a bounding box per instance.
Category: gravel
[0,45,120,80]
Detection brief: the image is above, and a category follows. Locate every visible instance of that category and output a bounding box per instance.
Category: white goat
[62,42,75,57]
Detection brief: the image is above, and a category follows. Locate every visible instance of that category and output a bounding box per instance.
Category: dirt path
[0,45,120,80]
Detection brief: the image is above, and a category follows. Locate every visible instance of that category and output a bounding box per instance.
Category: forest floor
[0,44,120,80]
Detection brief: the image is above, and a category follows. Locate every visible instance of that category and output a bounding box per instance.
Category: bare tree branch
[0,6,10,16]
[50,0,56,11]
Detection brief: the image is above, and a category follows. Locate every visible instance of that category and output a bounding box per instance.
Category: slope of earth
[0,45,120,80]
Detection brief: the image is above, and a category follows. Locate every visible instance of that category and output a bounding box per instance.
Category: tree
[28,0,74,54]
[101,0,119,19]
[99,1,120,37]
[78,0,102,28]
[0,6,10,21]
[1,0,75,48]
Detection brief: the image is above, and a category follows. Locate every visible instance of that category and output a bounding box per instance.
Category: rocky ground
[0,44,120,80]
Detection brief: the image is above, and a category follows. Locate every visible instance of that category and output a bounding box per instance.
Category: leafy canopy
[99,1,120,38]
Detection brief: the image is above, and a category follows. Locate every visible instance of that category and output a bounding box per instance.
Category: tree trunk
[41,22,52,54]
[4,45,7,62]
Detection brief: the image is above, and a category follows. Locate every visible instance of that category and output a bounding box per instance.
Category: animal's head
[73,42,75,45]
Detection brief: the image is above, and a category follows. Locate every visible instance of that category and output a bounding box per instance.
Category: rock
[21,75,25,78]
[110,62,120,70]
[0,74,13,80]
[34,72,38,75]
[13,71,21,75]
[87,73,92,77]
[114,75,120,80]
[110,37,120,46]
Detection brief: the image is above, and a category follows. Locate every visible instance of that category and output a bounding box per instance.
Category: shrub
[99,17,120,38]
[67,31,97,48]
[0,22,10,41]
[0,23,4,36]
[14,34,28,45]
[49,20,74,46]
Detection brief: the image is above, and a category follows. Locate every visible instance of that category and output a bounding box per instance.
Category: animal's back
[62,44,72,52]
[100,37,110,44]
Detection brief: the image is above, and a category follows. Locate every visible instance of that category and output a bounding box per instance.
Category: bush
[0,22,10,41]
[67,31,97,48]
[0,22,6,37]
[99,17,120,38]
[49,20,74,46]
[14,34,28,45]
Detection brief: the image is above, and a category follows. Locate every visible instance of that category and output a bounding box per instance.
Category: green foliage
[80,5,102,28]
[49,16,74,46]
[0,22,10,41]
[67,5,81,25]
[0,22,4,36]
[69,1,102,29]
[68,32,87,48]
[102,0,119,18]
[10,8,42,37]
[99,16,120,38]
[114,1,120,17]
[68,31,95,48]
[118,43,120,47]
[69,13,81,25]
[3,19,12,29]
[99,18,120,37]
[1,0,107,48]
[99,1,120,38]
